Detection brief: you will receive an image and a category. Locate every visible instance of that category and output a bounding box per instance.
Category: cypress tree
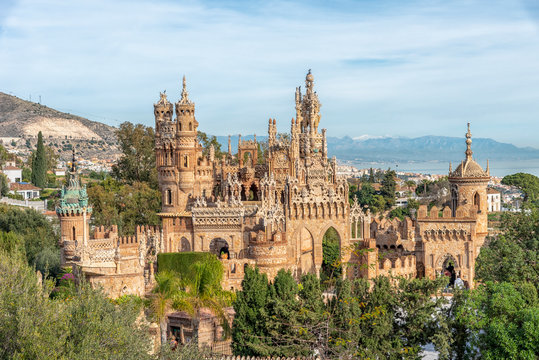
[31,131,47,188]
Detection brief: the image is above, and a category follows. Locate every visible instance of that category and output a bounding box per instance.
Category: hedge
[157,252,223,286]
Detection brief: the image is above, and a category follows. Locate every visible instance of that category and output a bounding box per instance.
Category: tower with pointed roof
[56,150,92,263]
[448,123,490,235]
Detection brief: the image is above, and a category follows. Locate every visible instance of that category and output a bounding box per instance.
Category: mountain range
[1,91,538,164]
[216,135,539,164]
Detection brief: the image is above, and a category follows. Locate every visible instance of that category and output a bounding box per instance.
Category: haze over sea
[347,159,539,178]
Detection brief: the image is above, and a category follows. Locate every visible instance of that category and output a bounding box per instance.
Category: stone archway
[321,226,341,280]
[436,254,459,273]
[209,238,229,258]
[180,237,191,252]
[298,227,314,275]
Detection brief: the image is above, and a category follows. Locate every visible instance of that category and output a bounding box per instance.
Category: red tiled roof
[10,183,40,191]
[3,165,21,171]
[487,188,500,194]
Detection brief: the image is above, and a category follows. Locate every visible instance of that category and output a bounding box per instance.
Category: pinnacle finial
[465,122,473,160]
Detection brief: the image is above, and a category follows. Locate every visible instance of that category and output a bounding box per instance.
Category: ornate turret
[56,150,92,263]
[448,124,489,233]
[176,76,198,134]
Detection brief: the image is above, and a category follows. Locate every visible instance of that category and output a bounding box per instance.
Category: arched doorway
[180,237,191,252]
[299,228,314,275]
[322,227,341,282]
[209,238,229,259]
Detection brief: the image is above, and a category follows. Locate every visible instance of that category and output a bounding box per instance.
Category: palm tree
[149,271,181,346]
[172,261,235,344]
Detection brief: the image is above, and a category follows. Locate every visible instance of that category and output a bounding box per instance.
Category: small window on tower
[184,155,188,168]
[179,122,182,131]
[189,122,193,131]
[72,226,76,241]
[167,189,172,205]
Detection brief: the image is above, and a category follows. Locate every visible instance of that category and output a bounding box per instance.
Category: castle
[57,71,490,297]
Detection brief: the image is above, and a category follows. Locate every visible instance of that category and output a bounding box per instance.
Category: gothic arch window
[473,192,480,212]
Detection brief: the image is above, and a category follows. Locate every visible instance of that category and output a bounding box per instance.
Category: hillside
[0,92,117,143]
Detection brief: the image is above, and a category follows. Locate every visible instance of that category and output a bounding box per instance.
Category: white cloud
[1,0,539,146]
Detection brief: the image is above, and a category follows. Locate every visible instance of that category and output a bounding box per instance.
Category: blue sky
[1,0,539,146]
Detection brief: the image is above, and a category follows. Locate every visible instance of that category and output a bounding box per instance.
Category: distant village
[0,134,523,220]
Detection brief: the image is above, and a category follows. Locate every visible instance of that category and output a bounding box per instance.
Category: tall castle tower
[448,123,490,236]
[175,76,199,210]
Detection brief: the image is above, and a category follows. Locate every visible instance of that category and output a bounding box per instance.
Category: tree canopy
[31,131,47,188]
[112,122,157,188]
[502,172,539,204]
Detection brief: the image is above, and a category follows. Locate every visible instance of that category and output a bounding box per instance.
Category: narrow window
[167,189,172,205]
[72,226,76,241]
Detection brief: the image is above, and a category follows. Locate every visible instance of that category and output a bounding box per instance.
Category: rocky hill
[0,92,119,162]
[0,92,117,143]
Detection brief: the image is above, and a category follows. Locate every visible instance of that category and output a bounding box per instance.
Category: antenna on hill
[39,95,41,104]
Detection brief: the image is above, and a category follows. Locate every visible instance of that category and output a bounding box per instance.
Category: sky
[1,0,539,147]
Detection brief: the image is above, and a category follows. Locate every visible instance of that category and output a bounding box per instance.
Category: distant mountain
[216,134,539,163]
[0,92,117,143]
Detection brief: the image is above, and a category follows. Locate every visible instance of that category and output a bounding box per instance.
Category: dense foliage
[502,172,539,204]
[112,122,157,188]
[0,204,60,277]
[233,267,450,359]
[87,177,161,235]
[157,252,221,285]
[0,251,153,360]
[447,186,539,359]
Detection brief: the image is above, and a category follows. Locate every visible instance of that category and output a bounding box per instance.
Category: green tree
[197,131,224,159]
[265,269,307,357]
[0,204,59,275]
[502,172,539,203]
[0,173,9,196]
[475,206,539,285]
[232,266,271,356]
[381,169,396,209]
[31,131,47,188]
[0,251,152,359]
[172,259,233,346]
[149,271,182,345]
[87,178,161,235]
[112,122,157,188]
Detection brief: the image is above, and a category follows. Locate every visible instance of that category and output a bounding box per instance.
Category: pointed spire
[228,135,232,155]
[449,161,452,173]
[486,159,490,175]
[465,122,473,161]
[179,75,193,105]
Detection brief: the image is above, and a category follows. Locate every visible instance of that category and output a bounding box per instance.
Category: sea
[347,159,539,178]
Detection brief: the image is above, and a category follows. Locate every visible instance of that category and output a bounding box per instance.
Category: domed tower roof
[449,123,489,179]
[56,150,92,215]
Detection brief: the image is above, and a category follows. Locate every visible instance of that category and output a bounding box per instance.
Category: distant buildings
[487,188,501,212]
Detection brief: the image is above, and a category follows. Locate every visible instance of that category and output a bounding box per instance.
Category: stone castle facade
[58,72,490,297]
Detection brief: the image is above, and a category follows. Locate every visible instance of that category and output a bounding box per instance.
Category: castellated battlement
[417,205,477,220]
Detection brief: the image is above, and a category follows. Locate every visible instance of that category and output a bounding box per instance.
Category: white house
[2,165,22,183]
[10,182,41,199]
[487,188,501,212]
